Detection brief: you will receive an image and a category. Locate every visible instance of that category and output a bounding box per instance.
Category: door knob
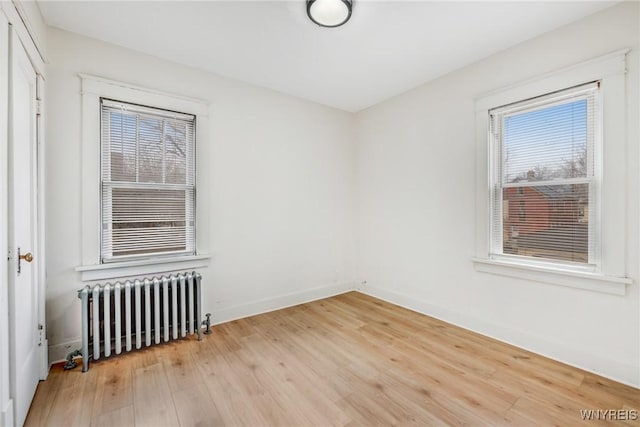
[20,252,33,263]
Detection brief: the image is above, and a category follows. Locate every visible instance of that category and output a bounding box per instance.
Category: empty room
[0,0,639,425]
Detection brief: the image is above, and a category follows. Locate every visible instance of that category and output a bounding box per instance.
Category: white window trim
[76,75,210,281]
[472,258,630,296]
[474,49,631,295]
[77,254,211,282]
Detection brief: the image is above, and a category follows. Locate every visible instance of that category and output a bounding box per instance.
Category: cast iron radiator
[77,272,202,372]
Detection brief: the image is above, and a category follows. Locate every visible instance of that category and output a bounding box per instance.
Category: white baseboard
[1,398,14,427]
[211,281,356,325]
[358,283,639,389]
[48,281,357,365]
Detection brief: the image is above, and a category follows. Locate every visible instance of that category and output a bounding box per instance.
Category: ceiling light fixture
[306,0,352,28]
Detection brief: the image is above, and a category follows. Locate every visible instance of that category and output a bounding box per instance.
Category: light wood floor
[25,291,640,426]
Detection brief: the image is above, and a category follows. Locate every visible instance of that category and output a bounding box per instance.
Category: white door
[8,28,40,427]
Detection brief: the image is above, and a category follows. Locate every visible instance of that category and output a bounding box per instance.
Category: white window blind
[101,99,196,261]
[489,82,600,267]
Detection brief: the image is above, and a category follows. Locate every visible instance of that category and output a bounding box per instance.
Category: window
[489,82,600,267]
[474,50,629,294]
[100,99,196,262]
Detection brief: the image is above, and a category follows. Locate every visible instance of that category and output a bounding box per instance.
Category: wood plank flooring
[25,291,640,426]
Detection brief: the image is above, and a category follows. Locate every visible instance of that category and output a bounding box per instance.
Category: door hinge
[38,323,44,346]
[36,100,42,116]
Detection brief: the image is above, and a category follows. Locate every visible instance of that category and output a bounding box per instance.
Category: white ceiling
[37,1,617,112]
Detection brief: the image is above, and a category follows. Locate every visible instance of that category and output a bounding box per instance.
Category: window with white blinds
[489,82,600,267]
[101,99,196,262]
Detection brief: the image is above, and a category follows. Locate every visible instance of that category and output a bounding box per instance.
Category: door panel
[8,28,39,427]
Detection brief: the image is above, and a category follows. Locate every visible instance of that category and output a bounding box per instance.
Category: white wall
[45,27,356,361]
[355,2,640,386]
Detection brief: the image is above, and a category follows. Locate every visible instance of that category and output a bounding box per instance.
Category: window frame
[76,75,210,282]
[488,82,602,272]
[473,49,631,295]
[99,98,197,263]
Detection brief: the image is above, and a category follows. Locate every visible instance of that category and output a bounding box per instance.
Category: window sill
[76,254,211,282]
[472,258,631,296]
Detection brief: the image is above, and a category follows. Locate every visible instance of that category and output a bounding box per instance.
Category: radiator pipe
[63,349,82,370]
[195,273,203,340]
[78,286,90,372]
[203,313,212,335]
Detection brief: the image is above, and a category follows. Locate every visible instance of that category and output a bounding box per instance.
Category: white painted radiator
[77,272,202,372]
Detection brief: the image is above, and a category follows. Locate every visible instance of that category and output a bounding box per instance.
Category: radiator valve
[63,349,82,370]
[203,313,212,334]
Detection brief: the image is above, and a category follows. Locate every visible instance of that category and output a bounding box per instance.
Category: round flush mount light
[306,0,352,28]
